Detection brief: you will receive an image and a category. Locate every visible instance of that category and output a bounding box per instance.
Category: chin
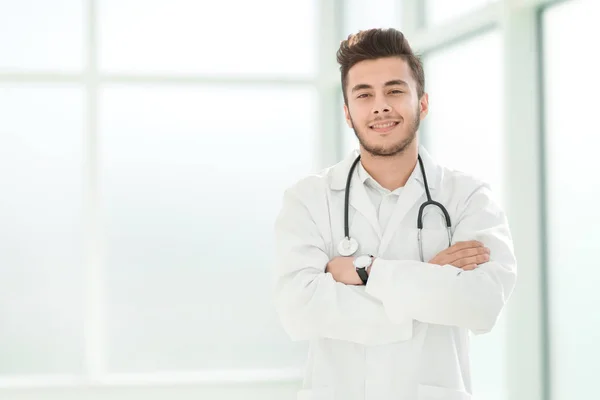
[361,135,416,157]
[363,144,403,157]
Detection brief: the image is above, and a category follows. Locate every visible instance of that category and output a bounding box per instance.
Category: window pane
[0,0,84,72]
[424,31,504,204]
[0,85,85,374]
[98,0,317,77]
[343,0,402,37]
[542,2,600,399]
[424,31,506,400]
[425,0,496,26]
[100,86,315,372]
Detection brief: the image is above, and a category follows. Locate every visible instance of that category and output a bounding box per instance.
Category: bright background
[0,0,598,399]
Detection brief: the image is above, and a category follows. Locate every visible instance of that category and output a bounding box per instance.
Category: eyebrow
[351,79,409,93]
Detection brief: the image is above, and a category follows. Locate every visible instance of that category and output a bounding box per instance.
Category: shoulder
[439,166,505,212]
[441,165,493,194]
[281,159,344,203]
[446,168,490,190]
[439,166,505,218]
[275,164,339,232]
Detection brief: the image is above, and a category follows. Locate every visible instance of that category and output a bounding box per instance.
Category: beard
[350,105,421,157]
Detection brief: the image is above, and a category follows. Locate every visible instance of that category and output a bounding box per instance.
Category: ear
[343,103,353,128]
[419,93,429,120]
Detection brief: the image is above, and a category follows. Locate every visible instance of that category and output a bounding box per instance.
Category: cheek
[348,103,370,123]
[392,97,417,112]
[393,106,419,123]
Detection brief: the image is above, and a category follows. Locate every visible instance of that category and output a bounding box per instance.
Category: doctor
[274,28,517,400]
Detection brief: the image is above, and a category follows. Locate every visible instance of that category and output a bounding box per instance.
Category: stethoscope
[337,154,452,262]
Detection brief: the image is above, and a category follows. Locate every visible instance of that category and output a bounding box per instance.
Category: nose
[373,107,390,114]
[372,97,391,114]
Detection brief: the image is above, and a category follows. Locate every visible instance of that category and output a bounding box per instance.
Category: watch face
[354,255,372,269]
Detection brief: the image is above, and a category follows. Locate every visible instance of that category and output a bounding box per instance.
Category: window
[0,85,85,374]
[0,0,84,72]
[542,1,600,399]
[423,31,505,205]
[0,0,320,384]
[98,0,317,77]
[100,85,315,372]
[343,0,402,38]
[425,0,497,26]
[423,30,507,400]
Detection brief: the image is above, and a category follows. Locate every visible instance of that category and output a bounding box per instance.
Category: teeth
[372,122,396,129]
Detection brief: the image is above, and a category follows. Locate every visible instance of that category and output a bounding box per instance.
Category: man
[273,28,517,400]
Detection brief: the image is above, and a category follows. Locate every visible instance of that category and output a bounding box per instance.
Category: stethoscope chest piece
[337,236,359,257]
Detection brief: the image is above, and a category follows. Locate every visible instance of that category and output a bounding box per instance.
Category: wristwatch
[354,254,374,285]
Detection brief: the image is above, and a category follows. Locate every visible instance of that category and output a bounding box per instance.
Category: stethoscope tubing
[342,153,452,261]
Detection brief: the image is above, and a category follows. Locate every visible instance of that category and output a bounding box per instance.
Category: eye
[357,93,370,99]
[390,89,404,94]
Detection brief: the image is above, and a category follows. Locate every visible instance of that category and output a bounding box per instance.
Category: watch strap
[356,267,369,285]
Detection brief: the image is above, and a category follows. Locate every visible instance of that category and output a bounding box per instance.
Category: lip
[369,120,399,133]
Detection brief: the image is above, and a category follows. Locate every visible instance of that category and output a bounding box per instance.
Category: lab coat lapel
[378,146,440,254]
[378,178,423,254]
[348,177,383,240]
[329,150,382,241]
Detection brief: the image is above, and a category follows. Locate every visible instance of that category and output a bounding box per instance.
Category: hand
[428,240,490,271]
[325,257,362,285]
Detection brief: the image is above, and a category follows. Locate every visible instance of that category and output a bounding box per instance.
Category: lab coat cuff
[364,258,389,300]
[365,258,412,324]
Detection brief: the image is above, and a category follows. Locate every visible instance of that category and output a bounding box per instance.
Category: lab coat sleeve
[365,183,517,334]
[273,186,412,345]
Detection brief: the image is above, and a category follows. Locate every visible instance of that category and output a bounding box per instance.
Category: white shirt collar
[357,161,403,195]
[328,144,441,192]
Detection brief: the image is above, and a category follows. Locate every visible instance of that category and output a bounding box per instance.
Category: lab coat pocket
[418,384,472,400]
[297,387,335,400]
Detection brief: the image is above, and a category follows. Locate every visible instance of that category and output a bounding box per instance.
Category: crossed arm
[273,184,517,344]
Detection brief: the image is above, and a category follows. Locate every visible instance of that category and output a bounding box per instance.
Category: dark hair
[336,28,425,105]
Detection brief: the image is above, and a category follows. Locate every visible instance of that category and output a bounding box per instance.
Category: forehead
[347,57,415,89]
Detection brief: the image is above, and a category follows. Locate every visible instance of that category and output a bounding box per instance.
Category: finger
[447,241,485,254]
[453,240,484,249]
[431,243,479,264]
[453,253,490,268]
[476,253,491,264]
[446,247,488,265]
[430,244,489,266]
[461,264,477,271]
[450,248,480,262]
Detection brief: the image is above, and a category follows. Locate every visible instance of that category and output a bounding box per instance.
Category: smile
[369,121,399,132]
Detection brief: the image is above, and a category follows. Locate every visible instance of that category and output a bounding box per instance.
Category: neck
[360,143,418,191]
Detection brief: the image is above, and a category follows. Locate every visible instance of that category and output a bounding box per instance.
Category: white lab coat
[273,146,517,400]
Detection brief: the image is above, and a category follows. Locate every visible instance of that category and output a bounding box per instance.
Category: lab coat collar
[328,144,442,192]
